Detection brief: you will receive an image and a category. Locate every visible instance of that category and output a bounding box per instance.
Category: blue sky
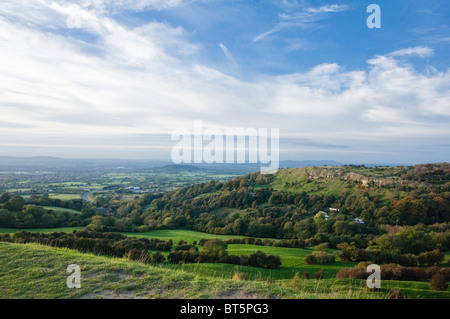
[0,0,449,164]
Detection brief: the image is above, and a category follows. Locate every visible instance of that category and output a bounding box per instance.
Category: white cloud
[218,43,239,73]
[389,46,434,58]
[255,3,348,42]
[306,4,349,13]
[0,1,449,162]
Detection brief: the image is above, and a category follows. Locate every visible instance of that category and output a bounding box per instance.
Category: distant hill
[136,163,450,239]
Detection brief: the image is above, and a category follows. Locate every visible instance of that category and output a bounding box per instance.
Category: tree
[4,196,24,212]
[202,239,228,262]
[0,193,12,204]
[430,272,448,291]
[86,216,114,232]
[0,209,15,227]
[376,226,435,255]
[232,218,246,235]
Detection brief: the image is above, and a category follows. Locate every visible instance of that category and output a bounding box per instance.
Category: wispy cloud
[254,3,349,42]
[218,43,239,73]
[389,46,434,58]
[305,4,349,13]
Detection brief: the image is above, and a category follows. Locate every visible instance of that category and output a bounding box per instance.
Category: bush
[239,255,249,266]
[301,271,310,279]
[381,264,403,280]
[387,289,407,299]
[401,267,427,281]
[248,251,281,269]
[151,251,165,263]
[124,249,150,264]
[224,255,241,265]
[336,268,352,279]
[314,270,324,279]
[168,249,199,264]
[314,243,329,252]
[202,239,228,262]
[430,272,448,291]
[418,249,445,266]
[232,272,248,281]
[305,251,336,264]
[291,273,302,289]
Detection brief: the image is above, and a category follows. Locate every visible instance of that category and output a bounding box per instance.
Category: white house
[354,218,365,224]
[329,207,340,212]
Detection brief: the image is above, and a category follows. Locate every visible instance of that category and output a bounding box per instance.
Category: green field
[49,194,81,200]
[123,229,254,243]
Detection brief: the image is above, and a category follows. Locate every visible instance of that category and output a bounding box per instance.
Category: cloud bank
[0,1,449,163]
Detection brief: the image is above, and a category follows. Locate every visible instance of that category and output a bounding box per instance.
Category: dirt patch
[110,271,131,280]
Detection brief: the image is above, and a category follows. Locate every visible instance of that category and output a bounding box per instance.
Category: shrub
[124,249,150,264]
[224,255,241,265]
[426,266,441,279]
[387,289,407,299]
[291,273,302,289]
[336,268,352,279]
[305,251,336,264]
[202,239,228,262]
[305,254,316,265]
[232,272,248,281]
[430,272,448,291]
[401,267,427,281]
[301,271,310,279]
[314,243,329,252]
[418,249,445,266]
[381,264,403,280]
[151,251,165,263]
[248,251,281,269]
[239,255,249,266]
[314,270,324,279]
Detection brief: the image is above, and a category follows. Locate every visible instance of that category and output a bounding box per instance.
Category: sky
[0,0,449,165]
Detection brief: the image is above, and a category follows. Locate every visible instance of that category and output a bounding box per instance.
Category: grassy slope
[0,242,301,299]
[2,242,448,299]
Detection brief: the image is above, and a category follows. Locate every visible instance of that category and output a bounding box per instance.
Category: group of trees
[92,166,449,254]
[0,230,172,259]
[338,243,445,267]
[166,239,281,269]
[305,251,336,264]
[336,261,450,290]
[0,193,90,228]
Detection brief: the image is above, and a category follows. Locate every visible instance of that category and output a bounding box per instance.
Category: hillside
[2,241,448,299]
[0,241,302,299]
[125,163,449,239]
